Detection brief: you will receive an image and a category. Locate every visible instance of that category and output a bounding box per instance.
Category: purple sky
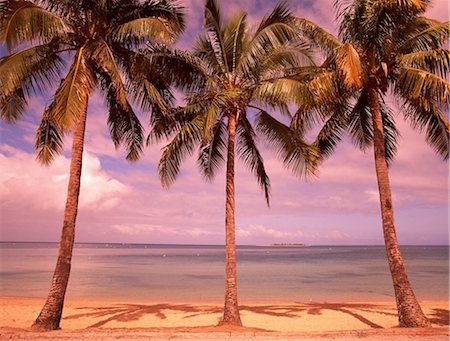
[0,0,448,245]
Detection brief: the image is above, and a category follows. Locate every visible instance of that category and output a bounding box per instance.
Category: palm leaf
[0,43,64,104]
[35,103,64,165]
[109,17,176,45]
[400,49,450,78]
[97,70,144,162]
[0,0,66,51]
[348,90,399,164]
[399,20,450,53]
[223,11,247,75]
[312,106,350,158]
[397,66,450,104]
[138,45,210,92]
[51,46,96,130]
[400,96,449,160]
[158,114,204,187]
[87,38,128,108]
[348,91,373,150]
[380,102,400,165]
[237,113,271,205]
[254,40,315,81]
[198,119,227,180]
[294,17,342,57]
[256,110,319,178]
[0,87,26,123]
[336,42,363,89]
[238,3,297,80]
[204,0,229,75]
[201,90,240,143]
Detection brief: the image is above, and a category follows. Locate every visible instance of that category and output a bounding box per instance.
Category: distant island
[271,243,307,247]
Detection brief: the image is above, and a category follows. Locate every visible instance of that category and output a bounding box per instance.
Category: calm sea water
[0,243,448,303]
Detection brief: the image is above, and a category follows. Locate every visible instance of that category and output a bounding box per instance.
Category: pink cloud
[237,224,304,239]
[0,145,129,212]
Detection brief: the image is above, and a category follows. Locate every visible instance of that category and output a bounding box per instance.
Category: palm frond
[158,114,204,187]
[0,0,66,51]
[400,49,450,78]
[128,0,186,32]
[397,66,450,105]
[35,103,64,165]
[238,3,297,80]
[223,11,247,75]
[97,70,144,162]
[336,42,362,89]
[399,20,450,53]
[109,17,176,46]
[203,96,222,144]
[348,91,373,150]
[87,38,128,108]
[380,102,400,165]
[147,103,201,144]
[399,96,449,160]
[349,90,399,164]
[107,0,185,46]
[204,0,229,75]
[312,106,350,158]
[0,43,64,105]
[256,110,319,178]
[0,87,26,123]
[381,0,429,12]
[51,46,96,130]
[254,2,293,37]
[294,17,342,57]
[255,40,315,81]
[198,119,227,180]
[200,89,241,143]
[237,113,271,205]
[139,45,210,92]
[194,34,223,75]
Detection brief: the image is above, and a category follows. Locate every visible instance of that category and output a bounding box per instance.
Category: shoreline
[1,297,448,340]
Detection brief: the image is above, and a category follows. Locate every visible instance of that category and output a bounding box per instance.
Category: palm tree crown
[0,0,185,161]
[292,0,449,160]
[145,0,318,197]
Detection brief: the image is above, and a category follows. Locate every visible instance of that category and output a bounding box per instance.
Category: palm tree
[0,0,185,331]
[272,0,449,327]
[138,0,319,326]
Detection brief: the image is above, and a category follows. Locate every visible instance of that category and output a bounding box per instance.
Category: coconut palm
[0,0,184,331]
[138,0,319,325]
[271,0,449,327]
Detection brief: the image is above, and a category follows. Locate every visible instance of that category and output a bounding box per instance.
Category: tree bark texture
[368,87,431,328]
[31,110,87,331]
[220,111,242,326]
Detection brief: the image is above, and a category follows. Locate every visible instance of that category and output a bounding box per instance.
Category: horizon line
[1,240,449,247]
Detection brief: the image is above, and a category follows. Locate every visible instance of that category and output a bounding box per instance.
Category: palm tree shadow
[298,302,398,329]
[429,309,449,326]
[64,304,220,328]
[188,302,395,329]
[63,302,414,330]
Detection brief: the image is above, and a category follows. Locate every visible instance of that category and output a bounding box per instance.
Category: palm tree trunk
[31,109,88,331]
[220,110,242,326]
[368,87,431,328]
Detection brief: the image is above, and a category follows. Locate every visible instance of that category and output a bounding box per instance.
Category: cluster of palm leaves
[1,0,448,331]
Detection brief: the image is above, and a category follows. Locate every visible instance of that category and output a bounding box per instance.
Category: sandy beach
[0,297,448,340]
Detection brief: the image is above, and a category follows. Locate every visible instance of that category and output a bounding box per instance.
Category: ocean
[0,243,448,303]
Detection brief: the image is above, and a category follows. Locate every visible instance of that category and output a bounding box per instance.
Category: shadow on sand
[63,302,449,329]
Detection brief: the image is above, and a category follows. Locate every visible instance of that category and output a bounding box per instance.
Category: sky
[0,0,448,245]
